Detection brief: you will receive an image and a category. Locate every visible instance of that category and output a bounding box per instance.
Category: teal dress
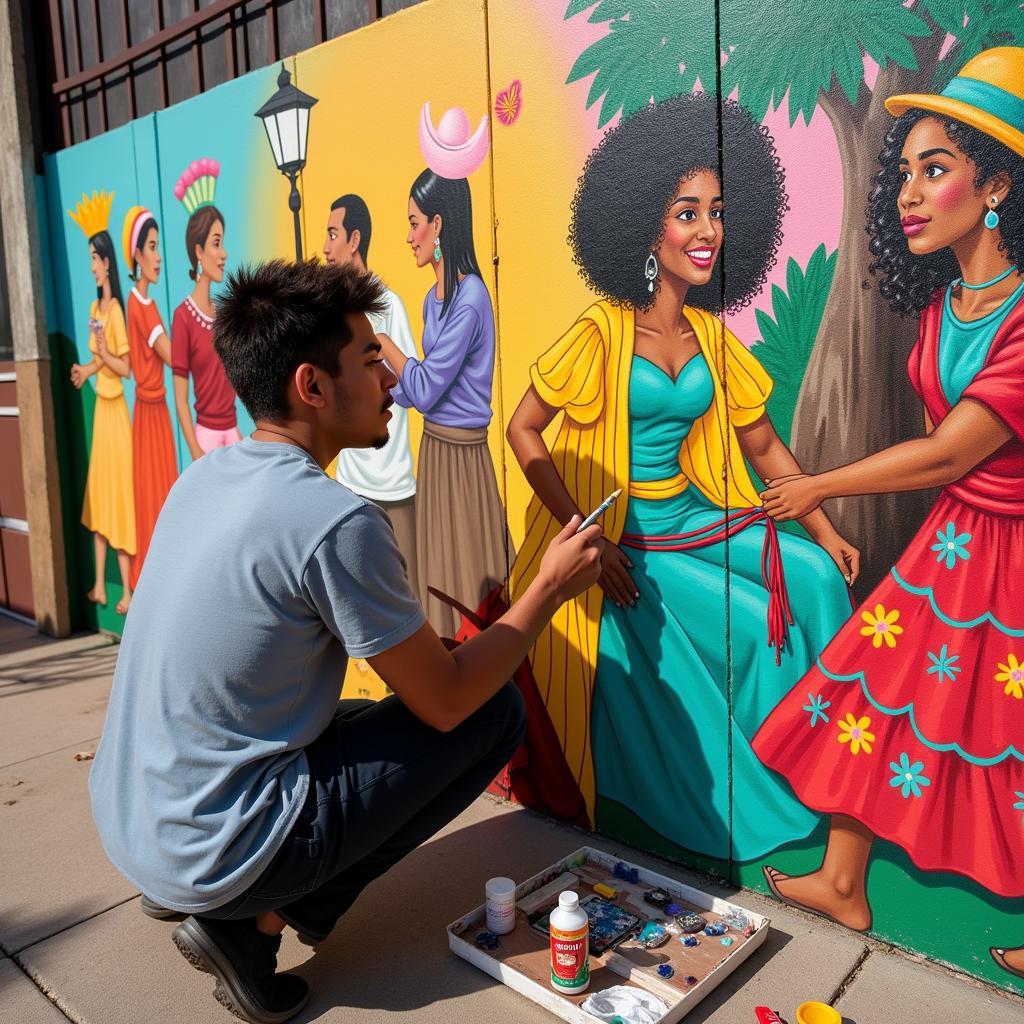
[591,353,853,860]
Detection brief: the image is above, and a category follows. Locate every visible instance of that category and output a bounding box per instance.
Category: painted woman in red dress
[752,46,1024,978]
[123,206,177,589]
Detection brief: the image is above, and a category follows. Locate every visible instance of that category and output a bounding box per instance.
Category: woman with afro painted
[505,92,858,862]
[754,48,1024,976]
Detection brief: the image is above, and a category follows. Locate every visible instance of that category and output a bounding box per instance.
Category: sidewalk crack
[7,953,80,1023]
[0,736,103,772]
[828,945,872,1007]
[12,893,139,956]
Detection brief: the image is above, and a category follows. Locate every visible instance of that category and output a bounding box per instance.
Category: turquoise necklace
[954,265,1020,290]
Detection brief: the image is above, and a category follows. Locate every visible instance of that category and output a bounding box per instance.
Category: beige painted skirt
[415,421,513,637]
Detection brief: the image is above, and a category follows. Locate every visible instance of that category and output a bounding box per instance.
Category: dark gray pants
[200,683,525,940]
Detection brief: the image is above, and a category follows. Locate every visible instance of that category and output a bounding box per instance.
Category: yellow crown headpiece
[68,190,114,240]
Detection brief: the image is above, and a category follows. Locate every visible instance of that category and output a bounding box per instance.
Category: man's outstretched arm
[369,516,602,732]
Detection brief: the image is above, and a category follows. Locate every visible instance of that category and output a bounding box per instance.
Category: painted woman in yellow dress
[69,192,136,615]
[506,94,859,861]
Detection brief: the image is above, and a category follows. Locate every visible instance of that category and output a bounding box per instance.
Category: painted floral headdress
[173,157,220,214]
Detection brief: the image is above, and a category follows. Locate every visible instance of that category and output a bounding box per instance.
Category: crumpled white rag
[580,985,670,1024]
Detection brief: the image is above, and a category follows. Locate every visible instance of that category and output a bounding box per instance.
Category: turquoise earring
[985,200,1000,230]
[433,237,441,263]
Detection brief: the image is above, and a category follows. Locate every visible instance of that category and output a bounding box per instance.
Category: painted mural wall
[40,0,1024,992]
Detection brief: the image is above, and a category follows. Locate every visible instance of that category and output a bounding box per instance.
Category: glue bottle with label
[549,890,589,994]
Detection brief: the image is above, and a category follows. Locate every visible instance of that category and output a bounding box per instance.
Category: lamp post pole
[286,169,302,262]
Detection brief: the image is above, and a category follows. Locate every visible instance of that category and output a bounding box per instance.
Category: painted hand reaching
[760,473,824,522]
[816,531,861,587]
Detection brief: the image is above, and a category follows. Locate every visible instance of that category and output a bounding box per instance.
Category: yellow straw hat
[885,46,1024,158]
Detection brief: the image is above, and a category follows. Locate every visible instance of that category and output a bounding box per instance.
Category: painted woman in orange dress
[123,207,177,588]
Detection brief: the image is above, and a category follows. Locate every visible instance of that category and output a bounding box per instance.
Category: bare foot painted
[991,945,1024,979]
[86,586,107,607]
[115,593,132,615]
[763,865,872,932]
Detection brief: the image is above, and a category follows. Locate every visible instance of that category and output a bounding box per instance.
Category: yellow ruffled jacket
[507,300,773,821]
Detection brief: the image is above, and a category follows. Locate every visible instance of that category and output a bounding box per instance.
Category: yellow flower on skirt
[860,603,903,649]
[996,654,1024,699]
[837,713,875,755]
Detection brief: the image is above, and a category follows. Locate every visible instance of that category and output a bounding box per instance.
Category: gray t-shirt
[89,439,424,913]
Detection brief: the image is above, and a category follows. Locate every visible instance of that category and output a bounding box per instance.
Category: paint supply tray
[447,846,769,1023]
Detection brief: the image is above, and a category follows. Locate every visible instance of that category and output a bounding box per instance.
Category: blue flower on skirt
[930,522,971,569]
[889,753,931,799]
[802,692,831,727]
[926,644,961,685]
[1014,791,1024,825]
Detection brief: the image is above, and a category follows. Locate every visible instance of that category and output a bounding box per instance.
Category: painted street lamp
[255,63,318,261]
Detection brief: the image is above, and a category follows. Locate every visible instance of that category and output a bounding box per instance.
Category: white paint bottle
[549,890,590,994]
[485,876,516,935]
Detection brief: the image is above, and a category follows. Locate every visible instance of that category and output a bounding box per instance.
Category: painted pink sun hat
[418,101,490,180]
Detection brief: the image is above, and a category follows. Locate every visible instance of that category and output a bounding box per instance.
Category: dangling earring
[985,198,1000,230]
[644,252,659,294]
[197,258,204,278]
[433,237,441,263]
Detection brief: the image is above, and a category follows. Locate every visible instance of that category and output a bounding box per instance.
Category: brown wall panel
[0,530,7,609]
[0,418,26,521]
[1,529,33,618]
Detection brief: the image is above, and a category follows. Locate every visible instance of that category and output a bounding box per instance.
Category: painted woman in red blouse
[753,47,1024,978]
[170,160,238,462]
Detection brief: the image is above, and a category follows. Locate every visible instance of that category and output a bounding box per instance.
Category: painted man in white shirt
[323,194,418,592]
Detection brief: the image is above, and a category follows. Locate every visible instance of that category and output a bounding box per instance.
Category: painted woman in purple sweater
[379,169,511,636]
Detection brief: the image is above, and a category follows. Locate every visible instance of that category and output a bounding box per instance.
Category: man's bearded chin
[371,432,391,451]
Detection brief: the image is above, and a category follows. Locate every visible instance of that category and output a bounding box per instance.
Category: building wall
[40,0,1024,991]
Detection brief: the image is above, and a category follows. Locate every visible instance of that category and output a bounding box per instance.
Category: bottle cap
[559,890,580,911]
[485,876,515,898]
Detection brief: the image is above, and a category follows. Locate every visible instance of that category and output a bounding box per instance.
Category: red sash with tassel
[619,507,794,665]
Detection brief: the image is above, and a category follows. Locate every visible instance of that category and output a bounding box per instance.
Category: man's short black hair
[330,194,372,265]
[214,259,387,422]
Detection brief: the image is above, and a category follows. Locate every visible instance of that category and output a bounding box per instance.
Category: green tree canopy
[566,1,1024,127]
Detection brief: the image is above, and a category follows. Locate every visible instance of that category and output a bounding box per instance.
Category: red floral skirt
[753,492,1024,897]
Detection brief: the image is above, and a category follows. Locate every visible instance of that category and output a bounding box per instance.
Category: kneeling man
[89,260,602,1023]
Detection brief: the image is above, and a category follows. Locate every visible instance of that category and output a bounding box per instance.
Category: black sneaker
[139,895,186,921]
[172,916,309,1024]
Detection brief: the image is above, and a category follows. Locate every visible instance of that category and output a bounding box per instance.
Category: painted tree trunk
[790,46,944,596]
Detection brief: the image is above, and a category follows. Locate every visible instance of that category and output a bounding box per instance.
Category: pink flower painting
[495,80,522,126]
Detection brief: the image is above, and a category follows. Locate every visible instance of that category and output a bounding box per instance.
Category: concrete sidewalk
[1,615,1021,1024]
